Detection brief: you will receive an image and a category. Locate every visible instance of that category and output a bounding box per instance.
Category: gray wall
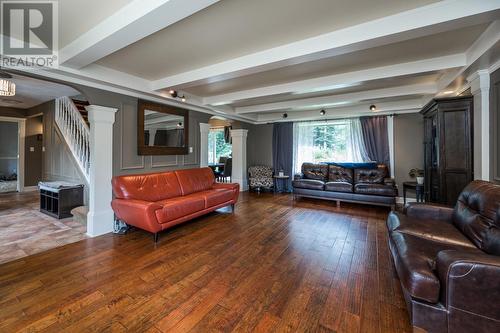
[393,113,424,198]
[0,106,26,118]
[0,121,18,178]
[247,123,273,168]
[74,86,212,176]
[24,115,43,186]
[30,101,87,189]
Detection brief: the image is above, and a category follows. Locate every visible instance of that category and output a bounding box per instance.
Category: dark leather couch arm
[294,173,304,180]
[384,178,396,186]
[436,250,500,321]
[403,202,454,222]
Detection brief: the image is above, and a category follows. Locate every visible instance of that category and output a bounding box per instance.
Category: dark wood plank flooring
[0,192,410,332]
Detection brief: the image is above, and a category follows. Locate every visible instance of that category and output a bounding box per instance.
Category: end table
[402,181,424,205]
[273,175,290,193]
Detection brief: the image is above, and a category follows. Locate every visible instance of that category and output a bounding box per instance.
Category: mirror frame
[137,99,189,155]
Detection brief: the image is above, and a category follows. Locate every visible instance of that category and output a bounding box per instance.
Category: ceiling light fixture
[282,113,288,119]
[320,109,326,115]
[369,104,377,111]
[0,71,15,97]
[168,89,186,102]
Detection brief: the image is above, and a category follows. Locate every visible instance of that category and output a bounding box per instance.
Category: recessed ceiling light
[320,109,326,115]
[282,113,288,118]
[369,105,377,111]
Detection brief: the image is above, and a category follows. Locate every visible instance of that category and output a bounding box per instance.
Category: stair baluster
[54,96,91,183]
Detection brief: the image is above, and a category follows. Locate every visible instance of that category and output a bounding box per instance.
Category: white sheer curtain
[293,122,314,173]
[293,118,369,174]
[346,118,370,162]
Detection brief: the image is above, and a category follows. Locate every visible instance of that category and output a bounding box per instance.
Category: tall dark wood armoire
[421,96,473,205]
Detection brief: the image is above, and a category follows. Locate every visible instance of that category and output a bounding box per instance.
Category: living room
[0,1,499,332]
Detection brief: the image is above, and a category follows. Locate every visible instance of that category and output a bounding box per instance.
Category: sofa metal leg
[154,232,159,243]
[231,204,235,212]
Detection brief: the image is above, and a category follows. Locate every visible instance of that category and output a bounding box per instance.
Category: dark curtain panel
[359,115,390,168]
[272,122,293,192]
[224,126,232,144]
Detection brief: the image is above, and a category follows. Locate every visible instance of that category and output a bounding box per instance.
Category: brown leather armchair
[387,180,500,333]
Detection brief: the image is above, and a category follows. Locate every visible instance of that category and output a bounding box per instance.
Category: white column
[148,128,157,146]
[85,105,118,237]
[468,70,490,180]
[199,123,210,167]
[230,129,248,191]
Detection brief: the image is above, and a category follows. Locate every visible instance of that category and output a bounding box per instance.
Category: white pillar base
[230,129,249,191]
[200,123,210,167]
[85,105,118,237]
[468,70,490,181]
[86,210,114,237]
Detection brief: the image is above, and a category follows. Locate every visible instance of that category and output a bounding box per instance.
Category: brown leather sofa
[111,167,239,242]
[387,180,500,333]
[292,163,397,208]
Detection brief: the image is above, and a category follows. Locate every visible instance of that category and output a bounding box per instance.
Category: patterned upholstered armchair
[248,166,274,192]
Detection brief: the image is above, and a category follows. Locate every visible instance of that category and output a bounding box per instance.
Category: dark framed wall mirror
[137,99,189,155]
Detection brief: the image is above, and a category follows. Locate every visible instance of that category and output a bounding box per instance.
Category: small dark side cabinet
[40,184,84,219]
[421,96,473,205]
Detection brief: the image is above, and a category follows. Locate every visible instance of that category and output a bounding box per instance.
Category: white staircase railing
[55,96,90,183]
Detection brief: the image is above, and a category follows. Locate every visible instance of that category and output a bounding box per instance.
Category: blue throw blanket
[322,162,378,169]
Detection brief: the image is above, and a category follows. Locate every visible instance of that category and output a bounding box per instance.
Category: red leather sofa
[111,167,239,242]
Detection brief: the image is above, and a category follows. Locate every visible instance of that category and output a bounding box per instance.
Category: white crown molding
[256,99,424,123]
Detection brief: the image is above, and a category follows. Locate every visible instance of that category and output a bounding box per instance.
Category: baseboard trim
[22,186,38,192]
[396,197,417,204]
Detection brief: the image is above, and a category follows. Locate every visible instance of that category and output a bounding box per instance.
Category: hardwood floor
[0,192,411,332]
[0,191,87,264]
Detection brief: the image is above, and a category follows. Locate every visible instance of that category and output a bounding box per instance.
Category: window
[293,119,368,172]
[208,128,232,164]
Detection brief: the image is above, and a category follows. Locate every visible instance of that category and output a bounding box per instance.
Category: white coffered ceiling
[15,0,500,123]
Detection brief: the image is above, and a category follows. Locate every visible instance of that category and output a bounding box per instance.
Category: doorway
[0,118,24,193]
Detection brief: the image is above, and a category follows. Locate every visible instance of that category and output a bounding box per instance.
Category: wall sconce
[168,89,186,102]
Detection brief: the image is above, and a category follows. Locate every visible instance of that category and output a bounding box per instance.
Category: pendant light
[0,71,15,97]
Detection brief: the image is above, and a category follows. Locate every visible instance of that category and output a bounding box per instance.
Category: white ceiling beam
[235,83,436,114]
[437,20,500,91]
[152,0,500,90]
[60,0,220,68]
[256,99,424,123]
[204,54,465,106]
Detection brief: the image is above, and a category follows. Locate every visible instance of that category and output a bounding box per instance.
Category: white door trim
[0,116,25,192]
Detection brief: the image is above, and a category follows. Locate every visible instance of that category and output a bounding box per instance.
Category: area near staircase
[0,190,87,264]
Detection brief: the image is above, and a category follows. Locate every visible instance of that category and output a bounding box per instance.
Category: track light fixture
[369,104,377,111]
[320,109,326,115]
[168,89,186,102]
